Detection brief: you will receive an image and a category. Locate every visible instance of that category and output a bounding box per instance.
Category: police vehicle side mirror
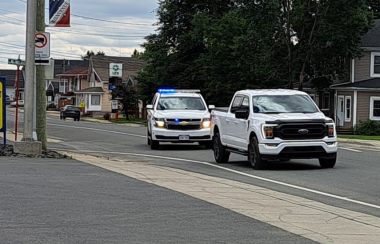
[208,105,215,110]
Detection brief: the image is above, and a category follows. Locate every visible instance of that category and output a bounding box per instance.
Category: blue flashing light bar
[158,89,176,94]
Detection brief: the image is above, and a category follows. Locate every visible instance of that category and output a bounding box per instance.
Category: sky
[0,0,158,69]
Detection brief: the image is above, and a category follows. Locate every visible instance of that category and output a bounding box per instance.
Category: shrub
[103,113,111,121]
[355,120,380,135]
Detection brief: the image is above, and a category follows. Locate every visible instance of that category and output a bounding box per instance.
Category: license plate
[179,135,190,141]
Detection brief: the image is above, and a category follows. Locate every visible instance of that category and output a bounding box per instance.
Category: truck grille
[274,123,327,140]
[165,118,201,130]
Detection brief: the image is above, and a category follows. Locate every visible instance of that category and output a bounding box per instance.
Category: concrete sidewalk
[67,152,380,244]
[0,156,311,244]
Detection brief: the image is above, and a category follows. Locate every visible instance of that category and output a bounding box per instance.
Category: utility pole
[14,0,42,155]
[23,0,37,142]
[36,0,47,150]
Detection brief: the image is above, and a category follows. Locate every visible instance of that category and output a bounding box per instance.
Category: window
[370,96,380,120]
[370,52,380,77]
[91,95,101,106]
[230,96,243,113]
[345,96,351,122]
[252,95,319,114]
[157,97,206,110]
[323,93,330,109]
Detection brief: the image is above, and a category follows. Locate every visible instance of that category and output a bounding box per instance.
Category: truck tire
[319,154,336,168]
[248,136,266,170]
[213,131,230,163]
[147,129,159,149]
[150,140,159,150]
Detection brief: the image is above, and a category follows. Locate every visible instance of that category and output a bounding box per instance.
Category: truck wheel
[213,131,230,163]
[248,136,265,170]
[319,155,336,168]
[147,129,152,146]
[150,140,159,150]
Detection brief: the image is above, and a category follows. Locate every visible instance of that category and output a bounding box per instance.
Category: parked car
[211,89,338,169]
[146,89,214,149]
[60,105,81,121]
[10,100,24,107]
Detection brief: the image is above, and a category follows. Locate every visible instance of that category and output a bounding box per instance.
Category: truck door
[223,95,243,145]
[230,96,250,149]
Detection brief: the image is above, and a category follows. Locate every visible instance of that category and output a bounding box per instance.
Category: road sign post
[8,57,24,141]
[0,77,6,146]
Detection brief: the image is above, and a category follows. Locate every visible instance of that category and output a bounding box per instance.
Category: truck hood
[260,112,329,122]
[154,110,210,119]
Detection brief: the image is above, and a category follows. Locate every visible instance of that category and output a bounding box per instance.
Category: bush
[103,113,111,121]
[355,120,380,135]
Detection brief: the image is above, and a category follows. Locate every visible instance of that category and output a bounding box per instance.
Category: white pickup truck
[211,89,338,169]
[146,89,214,149]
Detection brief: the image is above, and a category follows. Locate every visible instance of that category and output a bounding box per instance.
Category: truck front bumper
[258,140,337,159]
[152,127,211,142]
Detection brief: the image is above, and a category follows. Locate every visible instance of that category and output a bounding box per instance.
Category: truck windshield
[157,97,206,110]
[252,95,319,114]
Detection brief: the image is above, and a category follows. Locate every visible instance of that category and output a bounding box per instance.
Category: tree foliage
[138,0,373,105]
[82,50,105,59]
[112,84,138,120]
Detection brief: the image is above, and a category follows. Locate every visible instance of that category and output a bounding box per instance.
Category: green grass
[339,135,380,141]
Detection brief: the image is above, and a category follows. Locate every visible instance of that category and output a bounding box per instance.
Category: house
[331,19,380,131]
[46,59,89,106]
[0,69,25,100]
[75,56,145,116]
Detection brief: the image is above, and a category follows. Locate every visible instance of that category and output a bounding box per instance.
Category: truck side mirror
[235,109,249,120]
[208,105,215,110]
[146,104,153,109]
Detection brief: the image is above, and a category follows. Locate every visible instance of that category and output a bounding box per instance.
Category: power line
[15,0,154,27]
[48,29,146,38]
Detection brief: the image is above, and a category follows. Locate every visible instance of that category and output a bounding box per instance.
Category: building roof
[331,78,380,89]
[0,69,25,88]
[57,67,89,77]
[360,19,380,48]
[75,87,104,94]
[53,59,88,78]
[90,56,145,82]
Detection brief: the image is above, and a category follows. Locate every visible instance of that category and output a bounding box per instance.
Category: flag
[49,0,70,27]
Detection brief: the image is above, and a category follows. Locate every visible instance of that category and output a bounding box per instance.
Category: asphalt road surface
[5,109,380,218]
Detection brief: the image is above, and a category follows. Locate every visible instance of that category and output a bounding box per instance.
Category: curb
[337,138,380,147]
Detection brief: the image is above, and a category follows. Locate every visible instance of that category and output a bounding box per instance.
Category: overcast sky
[0,0,158,69]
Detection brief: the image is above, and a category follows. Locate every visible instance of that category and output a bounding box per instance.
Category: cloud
[0,0,158,69]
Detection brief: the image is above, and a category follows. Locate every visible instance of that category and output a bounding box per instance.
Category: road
[4,108,380,242]
[6,109,380,217]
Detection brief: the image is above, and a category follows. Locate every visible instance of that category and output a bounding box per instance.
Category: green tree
[112,84,138,120]
[82,50,105,59]
[368,0,380,19]
[138,0,373,104]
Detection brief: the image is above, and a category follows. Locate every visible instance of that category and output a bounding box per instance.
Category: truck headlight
[263,125,275,139]
[327,124,335,137]
[202,118,211,128]
[154,118,165,128]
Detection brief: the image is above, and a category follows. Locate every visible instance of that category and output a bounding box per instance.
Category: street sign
[49,0,71,27]
[8,58,25,66]
[35,32,50,64]
[0,77,6,145]
[109,63,123,78]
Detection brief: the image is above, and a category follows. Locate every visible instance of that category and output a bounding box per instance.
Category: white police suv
[146,89,214,149]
